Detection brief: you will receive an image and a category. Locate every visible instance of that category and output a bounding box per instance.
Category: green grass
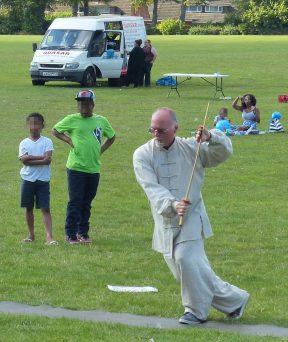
[0,314,286,342]
[0,34,287,340]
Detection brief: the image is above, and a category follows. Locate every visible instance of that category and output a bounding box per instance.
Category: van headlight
[66,62,80,69]
[30,62,38,69]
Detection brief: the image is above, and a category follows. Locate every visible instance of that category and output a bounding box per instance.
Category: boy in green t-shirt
[52,90,116,244]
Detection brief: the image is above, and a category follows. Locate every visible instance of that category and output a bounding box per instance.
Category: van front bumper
[30,69,84,83]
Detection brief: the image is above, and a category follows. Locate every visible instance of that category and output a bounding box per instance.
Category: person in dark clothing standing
[125,39,145,88]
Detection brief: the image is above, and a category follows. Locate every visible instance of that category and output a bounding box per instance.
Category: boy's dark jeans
[65,169,100,240]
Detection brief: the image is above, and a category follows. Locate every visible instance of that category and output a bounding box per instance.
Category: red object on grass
[278,95,288,103]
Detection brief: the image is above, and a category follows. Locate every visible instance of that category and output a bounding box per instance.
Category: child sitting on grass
[269,112,285,133]
[213,107,230,126]
[19,112,57,245]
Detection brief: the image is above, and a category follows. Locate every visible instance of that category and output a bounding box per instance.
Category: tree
[226,0,288,34]
[67,0,80,16]
[56,0,79,16]
[1,0,56,33]
[23,0,52,33]
[131,0,152,7]
[58,0,113,16]
[0,0,24,32]
[131,0,159,27]
[151,0,158,27]
[241,0,288,34]
[82,0,89,15]
[175,0,206,22]
[80,0,113,16]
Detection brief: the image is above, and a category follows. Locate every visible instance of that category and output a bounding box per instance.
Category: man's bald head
[152,107,178,129]
[150,107,178,149]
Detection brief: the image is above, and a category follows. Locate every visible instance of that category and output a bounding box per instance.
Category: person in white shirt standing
[19,113,57,245]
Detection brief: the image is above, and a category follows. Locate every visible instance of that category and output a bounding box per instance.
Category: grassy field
[0,314,285,342]
[0,34,287,341]
[1,314,286,342]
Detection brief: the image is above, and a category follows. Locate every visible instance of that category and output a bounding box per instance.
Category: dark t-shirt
[128,46,145,70]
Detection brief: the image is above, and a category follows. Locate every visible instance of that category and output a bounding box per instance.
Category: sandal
[23,237,34,242]
[46,240,58,246]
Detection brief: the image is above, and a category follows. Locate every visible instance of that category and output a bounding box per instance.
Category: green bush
[0,7,9,17]
[43,11,73,32]
[156,19,188,35]
[0,7,23,34]
[44,11,73,21]
[0,8,9,34]
[237,23,251,35]
[188,24,221,35]
[146,26,160,35]
[220,24,241,35]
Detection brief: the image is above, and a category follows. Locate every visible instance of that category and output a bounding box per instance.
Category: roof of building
[52,1,235,24]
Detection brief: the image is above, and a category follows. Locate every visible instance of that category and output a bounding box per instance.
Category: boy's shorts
[21,179,50,209]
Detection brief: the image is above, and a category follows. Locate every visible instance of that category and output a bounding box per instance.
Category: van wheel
[81,68,96,87]
[108,78,121,87]
[32,80,45,86]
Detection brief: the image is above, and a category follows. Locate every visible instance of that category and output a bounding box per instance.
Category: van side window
[89,32,106,57]
[105,21,122,30]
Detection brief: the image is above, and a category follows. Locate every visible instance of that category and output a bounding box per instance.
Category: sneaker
[66,236,80,245]
[78,236,92,244]
[227,292,250,319]
[179,312,207,325]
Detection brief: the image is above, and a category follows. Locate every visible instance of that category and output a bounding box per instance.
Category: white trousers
[164,239,248,320]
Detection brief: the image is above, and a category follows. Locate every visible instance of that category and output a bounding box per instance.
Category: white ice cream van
[29,15,146,86]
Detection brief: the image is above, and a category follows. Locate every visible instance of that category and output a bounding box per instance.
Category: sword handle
[178,199,190,227]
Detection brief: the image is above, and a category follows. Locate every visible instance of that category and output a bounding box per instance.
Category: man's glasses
[148,127,170,134]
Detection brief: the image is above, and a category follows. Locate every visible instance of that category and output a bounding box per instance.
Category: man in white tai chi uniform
[133,107,249,325]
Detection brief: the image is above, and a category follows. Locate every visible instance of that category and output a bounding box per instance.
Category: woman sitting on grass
[232,94,260,131]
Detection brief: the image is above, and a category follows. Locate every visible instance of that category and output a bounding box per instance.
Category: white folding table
[163,73,229,98]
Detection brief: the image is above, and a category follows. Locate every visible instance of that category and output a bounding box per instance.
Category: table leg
[215,77,225,97]
[167,76,180,97]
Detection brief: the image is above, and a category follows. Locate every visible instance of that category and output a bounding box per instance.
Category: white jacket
[133,129,233,257]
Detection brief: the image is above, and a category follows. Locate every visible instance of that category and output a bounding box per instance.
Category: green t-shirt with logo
[54,113,115,173]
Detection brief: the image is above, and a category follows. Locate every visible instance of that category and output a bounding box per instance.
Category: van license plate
[42,71,59,76]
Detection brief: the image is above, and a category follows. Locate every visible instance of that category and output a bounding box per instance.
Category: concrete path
[0,301,288,338]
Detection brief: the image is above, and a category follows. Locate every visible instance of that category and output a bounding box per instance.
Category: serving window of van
[89,31,122,57]
[106,32,121,51]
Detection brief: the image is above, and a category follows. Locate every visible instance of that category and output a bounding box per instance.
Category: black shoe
[76,234,92,244]
[79,236,92,243]
[66,236,80,245]
[227,292,250,319]
[179,312,207,325]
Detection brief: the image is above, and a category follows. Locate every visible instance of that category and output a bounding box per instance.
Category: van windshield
[40,29,94,50]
